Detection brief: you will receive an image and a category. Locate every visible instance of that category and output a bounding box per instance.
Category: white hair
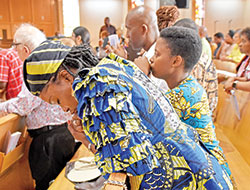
[14,23,46,51]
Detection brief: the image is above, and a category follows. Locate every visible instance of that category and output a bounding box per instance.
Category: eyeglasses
[11,42,22,48]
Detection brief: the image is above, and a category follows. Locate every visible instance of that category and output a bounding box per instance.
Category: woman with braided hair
[24,40,233,189]
[156,5,180,32]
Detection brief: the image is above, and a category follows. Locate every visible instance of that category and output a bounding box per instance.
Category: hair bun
[157,6,180,31]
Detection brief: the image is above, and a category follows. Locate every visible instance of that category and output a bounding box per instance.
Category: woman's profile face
[225,34,233,44]
[239,34,250,55]
[233,33,241,44]
[40,70,79,115]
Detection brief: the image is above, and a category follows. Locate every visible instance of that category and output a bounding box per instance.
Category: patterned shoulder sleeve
[73,59,159,179]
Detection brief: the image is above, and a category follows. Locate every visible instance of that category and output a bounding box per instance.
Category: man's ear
[172,55,184,68]
[76,36,82,44]
[58,70,74,83]
[141,24,148,35]
[24,46,30,55]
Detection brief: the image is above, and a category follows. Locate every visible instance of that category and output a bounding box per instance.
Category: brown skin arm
[215,42,225,59]
[0,82,7,99]
[224,76,250,94]
[134,56,151,76]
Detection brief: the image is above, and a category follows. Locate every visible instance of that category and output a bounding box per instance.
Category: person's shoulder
[0,48,13,57]
[100,25,106,30]
[110,25,116,29]
[0,49,19,61]
[181,76,204,93]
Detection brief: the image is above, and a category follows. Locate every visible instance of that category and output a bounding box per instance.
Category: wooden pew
[214,84,250,189]
[215,84,250,129]
[213,59,237,73]
[0,114,34,190]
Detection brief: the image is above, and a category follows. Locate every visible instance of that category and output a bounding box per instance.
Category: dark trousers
[28,123,75,190]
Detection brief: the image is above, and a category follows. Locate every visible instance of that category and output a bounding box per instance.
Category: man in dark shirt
[213,32,224,57]
[99,17,116,38]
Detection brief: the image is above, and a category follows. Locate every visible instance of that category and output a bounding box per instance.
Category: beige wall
[79,0,250,45]
[79,0,127,47]
[204,0,249,37]
[79,0,194,47]
[144,0,192,18]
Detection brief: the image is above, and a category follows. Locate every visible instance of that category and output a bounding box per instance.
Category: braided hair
[156,6,180,32]
[52,44,99,81]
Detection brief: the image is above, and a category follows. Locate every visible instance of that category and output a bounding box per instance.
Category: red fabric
[0,49,23,99]
[236,55,250,79]
[236,55,248,73]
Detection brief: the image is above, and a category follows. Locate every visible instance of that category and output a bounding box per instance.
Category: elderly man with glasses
[0,23,76,190]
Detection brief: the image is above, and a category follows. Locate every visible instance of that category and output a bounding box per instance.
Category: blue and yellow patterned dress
[73,54,233,189]
[165,76,233,181]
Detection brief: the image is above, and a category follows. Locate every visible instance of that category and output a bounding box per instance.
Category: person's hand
[224,77,235,94]
[134,56,151,76]
[217,73,228,83]
[105,44,127,59]
[0,111,8,118]
[69,114,97,154]
[68,114,84,141]
[137,48,146,56]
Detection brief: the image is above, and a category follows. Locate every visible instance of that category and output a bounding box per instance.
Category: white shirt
[0,83,71,129]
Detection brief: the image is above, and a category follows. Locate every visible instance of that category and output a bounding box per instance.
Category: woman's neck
[166,72,190,89]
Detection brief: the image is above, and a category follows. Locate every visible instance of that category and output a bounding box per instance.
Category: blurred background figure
[72,26,90,46]
[213,32,224,58]
[221,29,245,64]
[116,27,127,46]
[199,26,212,63]
[0,48,22,100]
[224,27,250,93]
[99,17,116,38]
[216,29,235,60]
[156,5,180,32]
[97,30,109,59]
[206,36,217,57]
[58,37,76,47]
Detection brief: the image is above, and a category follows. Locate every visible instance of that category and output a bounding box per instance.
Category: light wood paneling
[0,0,10,23]
[32,0,54,23]
[0,24,12,39]
[9,0,32,22]
[34,23,55,37]
[0,0,62,45]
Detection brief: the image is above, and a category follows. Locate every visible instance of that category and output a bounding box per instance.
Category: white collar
[143,43,156,61]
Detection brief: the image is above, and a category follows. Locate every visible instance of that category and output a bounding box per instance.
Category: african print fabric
[73,53,233,189]
[191,52,218,113]
[165,75,232,180]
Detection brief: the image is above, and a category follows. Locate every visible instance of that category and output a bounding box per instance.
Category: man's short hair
[228,30,235,38]
[173,18,198,33]
[214,32,224,39]
[160,26,202,71]
[14,23,46,52]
